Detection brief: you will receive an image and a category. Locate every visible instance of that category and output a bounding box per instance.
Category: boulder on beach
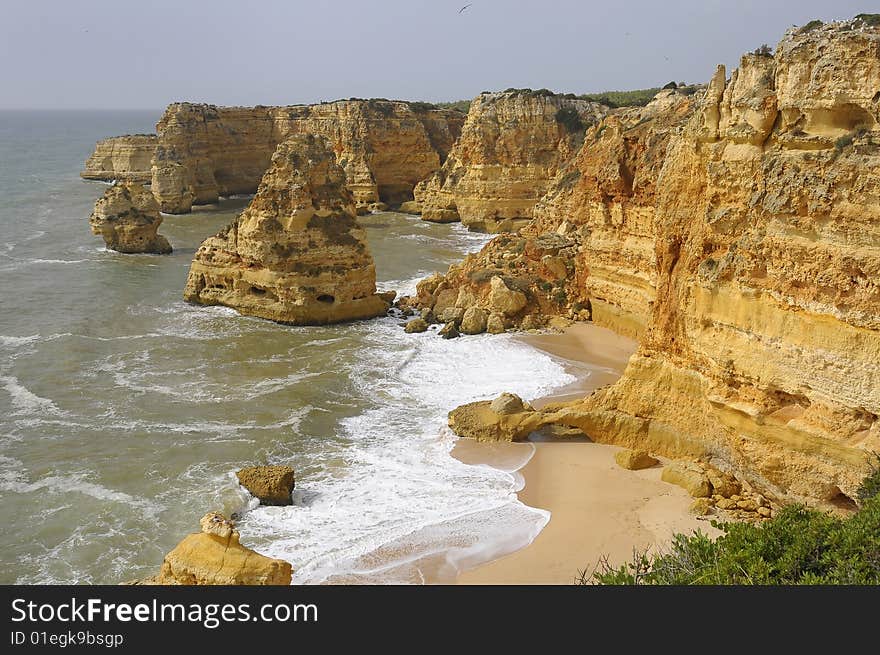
[448,392,545,442]
[661,461,711,498]
[404,318,428,333]
[614,449,659,471]
[236,465,295,506]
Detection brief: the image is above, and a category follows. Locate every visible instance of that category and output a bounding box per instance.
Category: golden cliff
[442,17,880,507]
[183,134,390,324]
[85,100,463,214]
[412,90,609,232]
[404,89,697,334]
[81,134,157,183]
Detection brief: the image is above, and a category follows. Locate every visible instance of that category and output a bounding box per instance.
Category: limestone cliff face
[414,91,609,232]
[81,134,157,183]
[143,100,463,213]
[404,90,697,334]
[183,134,390,324]
[88,182,172,254]
[413,19,880,506]
[556,19,880,506]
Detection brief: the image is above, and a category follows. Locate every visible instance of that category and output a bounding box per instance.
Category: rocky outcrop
[183,134,390,324]
[236,465,295,505]
[82,100,462,214]
[88,182,172,254]
[573,19,880,507]
[414,90,609,232]
[432,18,880,508]
[467,19,877,508]
[614,449,659,470]
[448,392,546,442]
[143,512,292,585]
[81,134,157,183]
[400,89,697,333]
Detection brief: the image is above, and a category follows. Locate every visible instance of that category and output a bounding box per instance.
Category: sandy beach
[454,322,719,585]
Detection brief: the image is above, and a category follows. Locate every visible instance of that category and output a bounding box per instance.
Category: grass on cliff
[582,456,880,585]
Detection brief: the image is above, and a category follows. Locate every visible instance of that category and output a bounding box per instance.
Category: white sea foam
[239,317,574,584]
[0,375,63,415]
[0,334,42,348]
[0,471,160,517]
[31,258,89,265]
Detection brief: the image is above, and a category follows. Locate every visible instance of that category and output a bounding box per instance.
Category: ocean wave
[237,317,574,584]
[0,471,160,518]
[0,334,42,348]
[0,375,64,415]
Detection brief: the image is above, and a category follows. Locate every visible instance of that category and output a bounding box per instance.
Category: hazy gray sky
[1,0,875,109]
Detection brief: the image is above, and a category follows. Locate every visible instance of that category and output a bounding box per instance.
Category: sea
[0,110,575,584]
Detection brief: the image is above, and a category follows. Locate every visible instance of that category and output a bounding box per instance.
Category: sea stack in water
[88,182,172,254]
[140,512,292,585]
[183,134,390,324]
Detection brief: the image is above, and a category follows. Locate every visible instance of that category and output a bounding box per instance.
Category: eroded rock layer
[575,20,880,506]
[142,513,292,585]
[81,134,158,183]
[414,91,609,232]
[403,89,697,334]
[85,101,463,214]
[418,18,880,506]
[88,182,172,254]
[183,134,390,324]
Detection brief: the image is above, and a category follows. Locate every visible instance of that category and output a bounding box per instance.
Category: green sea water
[0,111,573,584]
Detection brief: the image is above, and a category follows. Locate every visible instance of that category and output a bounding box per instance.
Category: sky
[0,0,876,109]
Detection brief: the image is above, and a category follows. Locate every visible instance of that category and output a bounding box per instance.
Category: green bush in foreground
[585,463,880,585]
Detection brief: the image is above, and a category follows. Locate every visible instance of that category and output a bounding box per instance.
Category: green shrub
[854,13,880,27]
[799,19,824,33]
[555,106,584,133]
[857,453,880,503]
[752,44,773,57]
[436,100,471,113]
[408,101,438,113]
[585,467,880,585]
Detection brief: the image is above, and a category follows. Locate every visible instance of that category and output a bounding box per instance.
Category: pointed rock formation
[142,512,292,585]
[88,182,172,254]
[183,134,390,324]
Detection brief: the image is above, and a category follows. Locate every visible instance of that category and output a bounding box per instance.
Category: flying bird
[459,3,472,13]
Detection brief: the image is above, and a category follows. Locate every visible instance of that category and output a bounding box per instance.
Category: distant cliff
[81,134,157,184]
[84,100,464,214]
[413,91,608,232]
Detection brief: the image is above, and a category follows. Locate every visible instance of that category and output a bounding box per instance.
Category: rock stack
[88,182,172,254]
[183,134,392,324]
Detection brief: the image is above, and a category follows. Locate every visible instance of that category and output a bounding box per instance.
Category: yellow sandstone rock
[236,465,295,506]
[661,461,712,498]
[448,392,546,442]
[81,134,157,184]
[416,90,608,232]
[614,449,659,470]
[183,134,390,324]
[148,512,292,585]
[88,182,172,254]
[85,101,463,214]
